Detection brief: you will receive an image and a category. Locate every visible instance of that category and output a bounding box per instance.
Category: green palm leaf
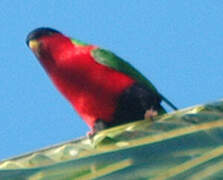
[1,100,223,180]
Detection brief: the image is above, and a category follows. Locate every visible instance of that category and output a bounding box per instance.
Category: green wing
[91,48,177,110]
[70,39,163,94]
[91,48,158,93]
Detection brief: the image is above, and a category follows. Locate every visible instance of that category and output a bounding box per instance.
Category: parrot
[26,27,177,134]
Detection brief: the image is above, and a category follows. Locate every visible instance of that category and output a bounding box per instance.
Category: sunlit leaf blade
[0,100,223,179]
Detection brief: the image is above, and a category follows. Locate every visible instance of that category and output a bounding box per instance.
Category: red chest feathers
[49,46,134,128]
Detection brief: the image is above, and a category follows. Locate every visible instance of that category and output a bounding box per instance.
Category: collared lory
[26,27,177,133]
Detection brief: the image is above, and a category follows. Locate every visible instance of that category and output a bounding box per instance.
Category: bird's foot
[86,119,108,138]
[86,129,97,138]
[144,108,158,120]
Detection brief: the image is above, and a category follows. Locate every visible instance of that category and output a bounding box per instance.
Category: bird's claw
[144,108,158,120]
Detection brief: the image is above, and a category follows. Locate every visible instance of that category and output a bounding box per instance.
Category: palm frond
[1,100,223,180]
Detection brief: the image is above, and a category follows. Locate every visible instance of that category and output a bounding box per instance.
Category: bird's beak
[28,40,39,50]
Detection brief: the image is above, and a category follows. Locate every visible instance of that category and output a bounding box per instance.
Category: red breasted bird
[26,27,177,133]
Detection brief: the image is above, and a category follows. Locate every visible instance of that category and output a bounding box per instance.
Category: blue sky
[1,1,223,159]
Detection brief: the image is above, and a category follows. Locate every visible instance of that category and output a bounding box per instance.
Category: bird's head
[26,27,96,74]
[26,27,80,72]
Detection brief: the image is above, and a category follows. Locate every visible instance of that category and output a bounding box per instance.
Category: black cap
[26,27,60,46]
